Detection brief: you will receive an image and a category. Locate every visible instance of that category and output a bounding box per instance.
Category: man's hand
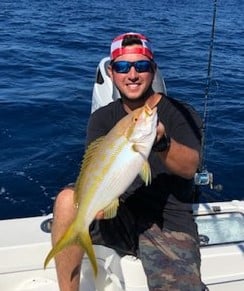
[95,210,104,220]
[155,121,165,142]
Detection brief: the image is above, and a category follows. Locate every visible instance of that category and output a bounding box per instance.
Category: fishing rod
[194,0,222,191]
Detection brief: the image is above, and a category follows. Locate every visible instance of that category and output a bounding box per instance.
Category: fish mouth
[144,104,153,115]
[145,93,162,110]
[144,104,156,116]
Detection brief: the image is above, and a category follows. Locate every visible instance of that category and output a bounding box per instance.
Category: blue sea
[0,0,243,220]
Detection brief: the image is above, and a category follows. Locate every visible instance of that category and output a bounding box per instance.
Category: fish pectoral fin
[132,144,152,186]
[140,161,152,186]
[132,144,145,153]
[103,198,119,219]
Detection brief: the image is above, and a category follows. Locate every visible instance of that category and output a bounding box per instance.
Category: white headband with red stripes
[110,32,153,60]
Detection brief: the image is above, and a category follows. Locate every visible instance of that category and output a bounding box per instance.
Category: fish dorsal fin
[103,198,119,219]
[74,136,105,204]
[140,160,152,186]
[82,136,105,166]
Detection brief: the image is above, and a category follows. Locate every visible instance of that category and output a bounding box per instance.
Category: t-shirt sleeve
[160,98,202,152]
[85,108,110,147]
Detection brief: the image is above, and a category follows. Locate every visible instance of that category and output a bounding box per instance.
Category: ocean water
[0,0,243,219]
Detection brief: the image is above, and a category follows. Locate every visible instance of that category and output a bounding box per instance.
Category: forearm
[158,138,200,179]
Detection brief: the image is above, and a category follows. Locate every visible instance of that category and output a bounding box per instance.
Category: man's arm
[155,121,200,179]
[159,139,199,179]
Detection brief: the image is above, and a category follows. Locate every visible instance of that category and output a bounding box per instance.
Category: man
[52,32,204,290]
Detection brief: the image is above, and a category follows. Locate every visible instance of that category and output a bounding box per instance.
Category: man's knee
[53,187,76,215]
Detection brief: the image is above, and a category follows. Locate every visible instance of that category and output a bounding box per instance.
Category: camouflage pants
[139,224,204,291]
[65,184,204,290]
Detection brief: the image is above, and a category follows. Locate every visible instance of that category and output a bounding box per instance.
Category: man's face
[108,46,155,100]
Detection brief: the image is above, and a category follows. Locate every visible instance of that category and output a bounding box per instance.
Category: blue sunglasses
[111,60,153,73]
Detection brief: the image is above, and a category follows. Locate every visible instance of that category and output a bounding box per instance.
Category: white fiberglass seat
[80,246,149,291]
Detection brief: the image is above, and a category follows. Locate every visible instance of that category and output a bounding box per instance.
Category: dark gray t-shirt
[86,95,202,238]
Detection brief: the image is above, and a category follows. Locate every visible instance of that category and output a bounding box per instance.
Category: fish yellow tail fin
[44,221,98,276]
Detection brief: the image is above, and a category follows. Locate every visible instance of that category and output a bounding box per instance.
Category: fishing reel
[194,170,213,188]
[194,170,223,192]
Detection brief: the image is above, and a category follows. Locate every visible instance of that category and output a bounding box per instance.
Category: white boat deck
[0,200,244,291]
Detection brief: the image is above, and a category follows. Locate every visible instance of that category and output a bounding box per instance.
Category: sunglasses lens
[112,60,152,73]
[135,60,152,72]
[112,61,130,73]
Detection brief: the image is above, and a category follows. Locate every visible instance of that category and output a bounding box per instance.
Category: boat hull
[0,200,244,291]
